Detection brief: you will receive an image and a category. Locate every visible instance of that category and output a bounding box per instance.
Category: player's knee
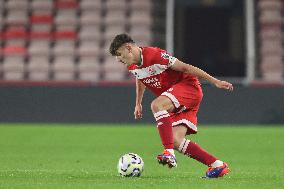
[150,99,164,112]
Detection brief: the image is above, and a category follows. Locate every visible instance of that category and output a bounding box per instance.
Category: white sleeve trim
[168,57,177,67]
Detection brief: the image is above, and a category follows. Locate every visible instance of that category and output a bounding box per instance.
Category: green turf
[0,124,283,189]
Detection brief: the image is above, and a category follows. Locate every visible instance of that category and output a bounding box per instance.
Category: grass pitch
[0,124,283,189]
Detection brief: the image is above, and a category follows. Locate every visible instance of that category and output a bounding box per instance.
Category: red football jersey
[128,47,200,96]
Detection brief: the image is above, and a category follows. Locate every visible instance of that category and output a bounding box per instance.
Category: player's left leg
[172,124,230,178]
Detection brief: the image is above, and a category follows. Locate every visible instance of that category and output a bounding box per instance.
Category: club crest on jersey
[148,67,156,75]
[161,52,170,60]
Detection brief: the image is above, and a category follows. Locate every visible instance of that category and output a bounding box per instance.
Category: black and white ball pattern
[117,153,144,177]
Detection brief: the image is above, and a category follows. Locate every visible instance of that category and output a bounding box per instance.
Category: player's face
[115,45,136,66]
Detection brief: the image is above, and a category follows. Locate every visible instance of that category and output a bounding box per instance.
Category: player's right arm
[171,60,233,91]
[134,79,146,119]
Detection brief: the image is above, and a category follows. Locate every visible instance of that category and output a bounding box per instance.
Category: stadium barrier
[0,85,283,124]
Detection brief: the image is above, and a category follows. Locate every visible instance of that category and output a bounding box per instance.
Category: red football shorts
[160,81,203,135]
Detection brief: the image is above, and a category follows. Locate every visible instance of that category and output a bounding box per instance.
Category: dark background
[174,0,245,77]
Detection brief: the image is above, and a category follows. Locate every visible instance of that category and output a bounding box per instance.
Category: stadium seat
[2,57,25,80]
[3,27,28,46]
[260,26,282,40]
[2,45,27,80]
[53,31,77,44]
[53,41,75,57]
[52,56,76,80]
[129,26,152,46]
[28,56,50,80]
[102,57,127,81]
[260,39,282,55]
[79,25,101,42]
[78,58,101,81]
[31,0,53,14]
[258,0,282,10]
[129,10,152,27]
[28,41,50,57]
[2,45,27,56]
[104,10,127,26]
[260,59,283,81]
[80,0,102,11]
[0,0,155,82]
[77,41,101,58]
[80,11,102,26]
[259,9,282,24]
[30,14,53,32]
[104,25,126,44]
[5,0,29,10]
[130,0,152,11]
[5,10,29,26]
[30,31,52,39]
[55,10,78,31]
[105,0,127,11]
[55,0,78,9]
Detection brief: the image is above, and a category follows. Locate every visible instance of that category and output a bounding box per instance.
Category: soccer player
[109,34,233,178]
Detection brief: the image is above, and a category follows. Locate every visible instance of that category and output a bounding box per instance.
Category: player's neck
[136,47,143,67]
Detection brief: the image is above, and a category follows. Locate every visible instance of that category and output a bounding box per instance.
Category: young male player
[109,34,233,178]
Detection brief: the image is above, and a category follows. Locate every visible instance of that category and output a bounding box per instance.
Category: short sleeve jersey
[127,47,200,96]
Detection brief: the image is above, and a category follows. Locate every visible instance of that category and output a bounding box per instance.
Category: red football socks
[178,139,217,166]
[154,110,174,149]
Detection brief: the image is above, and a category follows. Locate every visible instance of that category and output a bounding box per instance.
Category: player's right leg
[151,96,177,168]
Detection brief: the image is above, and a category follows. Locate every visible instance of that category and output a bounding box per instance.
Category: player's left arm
[170,59,233,91]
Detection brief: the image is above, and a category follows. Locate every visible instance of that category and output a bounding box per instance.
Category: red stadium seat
[3,27,27,46]
[2,45,27,56]
[30,14,53,24]
[53,31,77,40]
[30,14,53,32]
[30,31,52,40]
[55,0,78,9]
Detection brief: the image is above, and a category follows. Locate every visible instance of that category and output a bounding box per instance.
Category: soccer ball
[117,153,144,177]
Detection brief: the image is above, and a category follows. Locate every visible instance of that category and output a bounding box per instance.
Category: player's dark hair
[109,33,135,56]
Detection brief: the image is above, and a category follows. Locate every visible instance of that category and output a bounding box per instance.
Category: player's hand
[215,80,234,91]
[134,104,143,119]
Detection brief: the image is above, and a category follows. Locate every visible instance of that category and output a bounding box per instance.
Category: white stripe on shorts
[172,119,198,132]
[161,92,180,108]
